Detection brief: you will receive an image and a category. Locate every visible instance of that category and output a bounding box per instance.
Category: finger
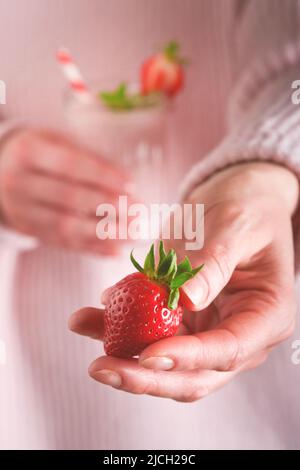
[179,200,271,311]
[88,355,238,402]
[9,199,98,242]
[180,232,244,312]
[180,304,219,333]
[27,136,135,196]
[240,347,273,372]
[68,307,105,340]
[139,329,239,371]
[8,200,121,254]
[13,170,129,217]
[101,286,115,305]
[139,305,292,372]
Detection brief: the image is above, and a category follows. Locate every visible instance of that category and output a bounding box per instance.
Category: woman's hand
[69,162,299,401]
[0,128,135,256]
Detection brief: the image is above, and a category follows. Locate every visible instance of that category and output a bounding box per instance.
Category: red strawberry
[140,41,186,97]
[104,241,203,358]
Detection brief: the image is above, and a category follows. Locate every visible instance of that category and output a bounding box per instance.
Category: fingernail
[182,279,203,306]
[141,356,175,371]
[93,369,122,388]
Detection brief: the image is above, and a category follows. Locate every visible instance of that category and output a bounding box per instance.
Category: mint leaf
[100,83,134,110]
[116,83,126,98]
[99,83,162,111]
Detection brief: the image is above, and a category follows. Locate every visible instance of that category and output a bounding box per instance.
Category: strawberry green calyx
[163,40,187,65]
[130,241,203,310]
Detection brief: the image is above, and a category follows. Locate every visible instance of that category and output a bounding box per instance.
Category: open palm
[70,162,298,401]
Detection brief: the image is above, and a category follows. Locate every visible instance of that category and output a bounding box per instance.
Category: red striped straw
[56,48,93,103]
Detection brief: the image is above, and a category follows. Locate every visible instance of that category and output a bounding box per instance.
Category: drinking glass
[64,81,170,207]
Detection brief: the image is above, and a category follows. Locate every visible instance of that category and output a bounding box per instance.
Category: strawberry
[104,241,203,358]
[140,41,186,97]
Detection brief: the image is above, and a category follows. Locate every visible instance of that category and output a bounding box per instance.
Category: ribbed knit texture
[0,0,300,450]
[181,1,300,270]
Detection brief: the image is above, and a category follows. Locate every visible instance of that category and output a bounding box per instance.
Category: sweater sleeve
[180,0,300,270]
[0,120,38,251]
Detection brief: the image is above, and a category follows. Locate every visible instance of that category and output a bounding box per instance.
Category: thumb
[181,239,240,311]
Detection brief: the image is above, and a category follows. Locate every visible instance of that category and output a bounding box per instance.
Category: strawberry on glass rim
[141,40,187,97]
[103,241,203,358]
